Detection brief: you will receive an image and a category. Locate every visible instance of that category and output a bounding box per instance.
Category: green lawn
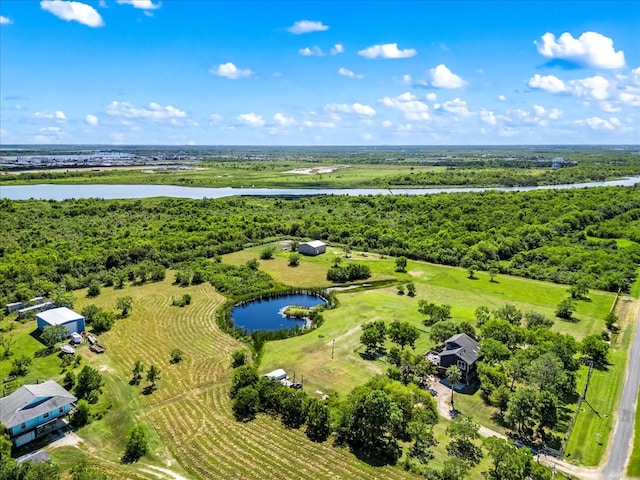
[563,295,638,467]
[261,254,615,429]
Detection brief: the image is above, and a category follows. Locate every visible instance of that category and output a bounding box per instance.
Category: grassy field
[258,251,615,430]
[563,295,639,467]
[0,249,629,479]
[0,163,451,189]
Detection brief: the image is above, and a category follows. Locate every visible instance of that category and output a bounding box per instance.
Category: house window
[21,423,26,430]
[456,360,466,371]
[43,412,49,419]
[59,407,64,413]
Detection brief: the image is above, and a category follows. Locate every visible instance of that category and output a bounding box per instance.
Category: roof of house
[0,380,77,429]
[265,368,287,380]
[439,333,480,365]
[301,240,326,248]
[36,307,83,326]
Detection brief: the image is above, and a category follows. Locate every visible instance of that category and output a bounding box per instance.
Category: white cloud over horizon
[287,20,329,34]
[273,113,295,126]
[325,103,376,116]
[237,113,265,126]
[299,46,323,57]
[106,101,187,120]
[429,64,467,89]
[380,92,430,120]
[535,31,625,69]
[338,67,363,79]
[211,62,253,79]
[0,15,13,24]
[116,0,160,9]
[85,114,99,126]
[358,43,417,59]
[40,0,104,27]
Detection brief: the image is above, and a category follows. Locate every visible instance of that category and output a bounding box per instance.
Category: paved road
[603,304,640,480]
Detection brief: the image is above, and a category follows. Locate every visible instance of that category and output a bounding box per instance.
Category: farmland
[1,243,634,478]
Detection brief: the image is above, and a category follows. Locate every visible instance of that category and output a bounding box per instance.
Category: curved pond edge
[216,287,338,356]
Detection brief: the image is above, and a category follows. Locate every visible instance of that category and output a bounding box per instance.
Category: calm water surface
[231,294,326,333]
[1,176,639,200]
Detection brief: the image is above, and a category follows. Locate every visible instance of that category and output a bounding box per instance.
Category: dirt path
[428,379,603,480]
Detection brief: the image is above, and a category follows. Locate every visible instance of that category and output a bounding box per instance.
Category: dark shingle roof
[0,380,76,429]
[440,333,480,365]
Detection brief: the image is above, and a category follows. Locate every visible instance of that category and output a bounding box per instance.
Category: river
[1,176,639,200]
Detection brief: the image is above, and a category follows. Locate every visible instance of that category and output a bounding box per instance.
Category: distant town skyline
[1,1,638,145]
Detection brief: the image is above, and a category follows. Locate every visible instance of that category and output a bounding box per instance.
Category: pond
[231,294,326,333]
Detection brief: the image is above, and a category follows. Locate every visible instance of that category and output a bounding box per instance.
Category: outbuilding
[298,240,326,256]
[36,307,85,335]
[265,369,287,381]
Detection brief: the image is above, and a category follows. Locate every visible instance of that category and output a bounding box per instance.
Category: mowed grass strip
[563,296,639,467]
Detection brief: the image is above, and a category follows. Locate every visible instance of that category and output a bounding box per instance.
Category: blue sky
[1,0,638,145]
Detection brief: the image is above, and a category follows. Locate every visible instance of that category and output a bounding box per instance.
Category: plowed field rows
[74,278,417,479]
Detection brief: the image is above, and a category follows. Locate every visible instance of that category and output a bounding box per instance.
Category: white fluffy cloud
[429,64,466,89]
[528,73,611,101]
[273,113,295,126]
[237,113,265,126]
[211,62,253,79]
[116,0,160,8]
[497,95,506,101]
[438,98,470,115]
[338,67,363,79]
[302,120,335,129]
[380,92,429,120]
[85,114,99,126]
[287,20,329,34]
[331,44,344,55]
[325,103,376,116]
[575,116,620,131]
[533,105,562,119]
[0,15,13,24]
[527,74,567,93]
[568,76,610,100]
[480,110,497,126]
[298,46,323,57]
[40,1,104,27]
[33,110,67,121]
[535,31,625,69]
[106,101,187,120]
[358,43,417,59]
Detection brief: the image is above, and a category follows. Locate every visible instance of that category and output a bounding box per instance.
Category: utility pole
[331,339,335,359]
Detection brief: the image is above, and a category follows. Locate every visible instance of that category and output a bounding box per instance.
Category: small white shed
[265,369,287,381]
[298,240,326,256]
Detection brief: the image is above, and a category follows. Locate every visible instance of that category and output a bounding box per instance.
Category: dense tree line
[366,163,640,188]
[1,186,638,306]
